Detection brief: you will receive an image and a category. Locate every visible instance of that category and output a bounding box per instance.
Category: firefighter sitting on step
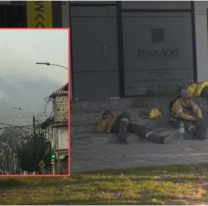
[170,88,206,139]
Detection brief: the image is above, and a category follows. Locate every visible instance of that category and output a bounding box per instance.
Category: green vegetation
[1,163,208,205]
[143,89,181,97]
[16,133,52,174]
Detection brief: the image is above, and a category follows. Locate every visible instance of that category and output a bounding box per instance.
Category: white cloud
[0,29,68,84]
[0,29,69,126]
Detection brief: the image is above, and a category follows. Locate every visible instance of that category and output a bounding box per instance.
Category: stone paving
[70,97,208,173]
[70,138,208,173]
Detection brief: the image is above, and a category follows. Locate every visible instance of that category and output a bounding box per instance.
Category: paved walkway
[71,138,208,173]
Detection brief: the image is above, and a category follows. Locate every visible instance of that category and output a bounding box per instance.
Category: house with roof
[41,83,69,175]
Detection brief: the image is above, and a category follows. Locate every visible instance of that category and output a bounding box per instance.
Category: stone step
[71,130,178,146]
[70,97,174,114]
[70,97,208,124]
[70,97,208,137]
[70,108,151,125]
[70,118,172,134]
[71,133,141,146]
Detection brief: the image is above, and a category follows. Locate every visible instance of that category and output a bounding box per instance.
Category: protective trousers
[172,119,206,139]
[112,111,130,143]
[192,123,206,139]
[112,111,166,144]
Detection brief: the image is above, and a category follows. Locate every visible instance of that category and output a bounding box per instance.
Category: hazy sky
[0,29,69,128]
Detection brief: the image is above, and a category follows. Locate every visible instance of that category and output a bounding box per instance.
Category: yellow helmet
[149,108,163,119]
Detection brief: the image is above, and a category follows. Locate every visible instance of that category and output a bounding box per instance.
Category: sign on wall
[26,1,53,28]
[122,12,194,96]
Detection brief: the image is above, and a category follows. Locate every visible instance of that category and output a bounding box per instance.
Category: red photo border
[0,28,70,177]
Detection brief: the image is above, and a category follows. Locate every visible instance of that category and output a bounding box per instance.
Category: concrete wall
[67,1,208,99]
[71,97,208,134]
[195,1,208,82]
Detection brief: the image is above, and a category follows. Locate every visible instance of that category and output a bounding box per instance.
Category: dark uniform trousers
[172,118,206,139]
[112,111,166,144]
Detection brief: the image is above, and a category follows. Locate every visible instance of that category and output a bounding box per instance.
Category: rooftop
[50,83,68,98]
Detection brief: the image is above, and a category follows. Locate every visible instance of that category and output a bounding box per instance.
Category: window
[0,5,27,28]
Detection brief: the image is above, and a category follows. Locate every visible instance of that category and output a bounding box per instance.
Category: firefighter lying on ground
[96,110,172,145]
[170,88,207,139]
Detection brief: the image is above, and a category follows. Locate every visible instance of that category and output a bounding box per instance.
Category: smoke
[0,30,68,85]
[0,91,9,99]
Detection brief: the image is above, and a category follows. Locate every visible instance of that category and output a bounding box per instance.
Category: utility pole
[33,115,39,174]
[33,116,36,137]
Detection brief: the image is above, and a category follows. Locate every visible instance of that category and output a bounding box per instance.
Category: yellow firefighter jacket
[187,83,197,97]
[170,97,202,122]
[96,117,117,133]
[194,81,208,97]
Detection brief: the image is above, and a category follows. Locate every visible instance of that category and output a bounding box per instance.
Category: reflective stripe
[176,107,183,115]
[121,118,129,122]
[146,132,152,139]
[188,125,195,132]
[193,104,198,111]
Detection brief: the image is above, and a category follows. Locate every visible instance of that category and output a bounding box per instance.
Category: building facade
[68,1,208,100]
[0,1,208,100]
[41,84,69,175]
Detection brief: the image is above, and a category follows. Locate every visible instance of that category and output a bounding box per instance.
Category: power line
[0,112,43,115]
[0,66,49,81]
[0,124,37,130]
[48,109,54,118]
[0,113,44,118]
[0,115,50,119]
[37,98,52,121]
[37,97,53,120]
[37,99,46,115]
[0,61,68,81]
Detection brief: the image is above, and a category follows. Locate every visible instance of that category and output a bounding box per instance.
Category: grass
[142,89,181,97]
[1,163,208,205]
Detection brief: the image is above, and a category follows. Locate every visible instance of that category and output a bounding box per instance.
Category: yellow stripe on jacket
[96,117,117,133]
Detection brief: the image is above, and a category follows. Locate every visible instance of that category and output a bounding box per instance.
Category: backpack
[200,86,208,98]
[169,96,181,122]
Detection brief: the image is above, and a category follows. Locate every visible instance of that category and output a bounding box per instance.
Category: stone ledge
[71,130,178,146]
[70,98,208,121]
[71,133,145,146]
[70,119,174,134]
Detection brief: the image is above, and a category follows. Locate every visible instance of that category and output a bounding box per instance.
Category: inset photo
[0,28,70,176]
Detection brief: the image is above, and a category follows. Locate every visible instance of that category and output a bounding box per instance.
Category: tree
[16,132,51,174]
[0,127,30,174]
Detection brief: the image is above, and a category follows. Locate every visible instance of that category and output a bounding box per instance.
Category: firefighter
[170,88,206,139]
[96,110,172,145]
